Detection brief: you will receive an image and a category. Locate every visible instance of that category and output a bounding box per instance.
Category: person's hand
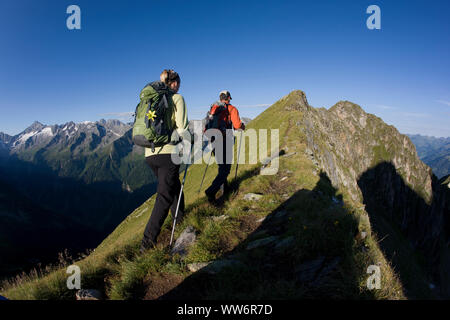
[240,123,246,131]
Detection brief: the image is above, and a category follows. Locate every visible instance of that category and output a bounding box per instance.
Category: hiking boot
[218,184,225,198]
[205,190,217,205]
[140,238,155,254]
[223,181,230,192]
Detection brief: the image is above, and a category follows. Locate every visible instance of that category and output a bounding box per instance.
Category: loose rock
[76,289,102,300]
[171,226,197,257]
[211,215,229,222]
[203,259,246,274]
[295,256,325,283]
[260,167,279,175]
[244,193,263,201]
[355,231,368,242]
[246,236,278,250]
[187,262,211,272]
[311,257,341,287]
[274,236,295,250]
[274,210,288,219]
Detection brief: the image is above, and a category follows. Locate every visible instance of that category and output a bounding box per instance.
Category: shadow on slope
[357,161,449,299]
[157,172,372,300]
[0,155,156,233]
[0,155,157,280]
[0,179,99,280]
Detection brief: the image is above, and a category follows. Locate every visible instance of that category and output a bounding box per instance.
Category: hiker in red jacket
[205,90,245,204]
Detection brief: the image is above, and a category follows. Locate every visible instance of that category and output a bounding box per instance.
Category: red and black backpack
[204,102,232,133]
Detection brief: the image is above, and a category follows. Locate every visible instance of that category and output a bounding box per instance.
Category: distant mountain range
[0,119,157,278]
[0,116,252,278]
[0,115,254,278]
[407,134,450,179]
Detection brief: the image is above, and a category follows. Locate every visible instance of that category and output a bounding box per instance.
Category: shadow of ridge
[357,161,449,299]
[0,154,157,232]
[0,154,157,280]
[156,171,368,300]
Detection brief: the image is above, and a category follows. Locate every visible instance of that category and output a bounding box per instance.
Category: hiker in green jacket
[140,69,190,253]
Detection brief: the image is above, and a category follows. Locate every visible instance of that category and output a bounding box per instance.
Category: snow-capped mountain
[2,119,132,156]
[0,118,156,243]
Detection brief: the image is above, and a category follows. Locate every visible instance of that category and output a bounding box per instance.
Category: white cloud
[375,104,396,110]
[240,104,271,108]
[399,112,432,118]
[436,100,450,107]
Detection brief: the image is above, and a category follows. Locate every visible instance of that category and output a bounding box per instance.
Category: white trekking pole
[170,143,193,247]
[234,130,243,181]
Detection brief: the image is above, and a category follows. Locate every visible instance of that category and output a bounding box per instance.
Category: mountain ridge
[1,90,448,299]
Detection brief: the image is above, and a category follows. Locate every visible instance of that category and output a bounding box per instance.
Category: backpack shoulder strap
[149,81,169,94]
[210,102,221,114]
[224,103,233,126]
[159,93,167,108]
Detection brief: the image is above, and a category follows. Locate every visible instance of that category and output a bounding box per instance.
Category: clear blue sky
[0,0,449,137]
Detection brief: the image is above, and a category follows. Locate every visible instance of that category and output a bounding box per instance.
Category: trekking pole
[234,130,243,181]
[197,149,213,197]
[170,143,193,247]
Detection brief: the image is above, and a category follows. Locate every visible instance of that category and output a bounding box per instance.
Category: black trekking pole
[170,143,193,247]
[197,148,213,197]
[234,130,243,181]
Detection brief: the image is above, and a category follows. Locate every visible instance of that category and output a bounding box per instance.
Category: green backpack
[132,81,175,152]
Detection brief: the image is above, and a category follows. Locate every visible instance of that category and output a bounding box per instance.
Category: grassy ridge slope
[2,91,434,300]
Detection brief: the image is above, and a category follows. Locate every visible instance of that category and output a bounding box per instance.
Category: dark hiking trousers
[142,154,185,246]
[205,135,233,197]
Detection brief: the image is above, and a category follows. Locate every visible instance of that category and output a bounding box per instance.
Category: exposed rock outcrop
[287,92,450,297]
[303,100,433,204]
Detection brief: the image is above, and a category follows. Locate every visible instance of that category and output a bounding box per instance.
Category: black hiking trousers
[142,154,185,246]
[205,135,233,197]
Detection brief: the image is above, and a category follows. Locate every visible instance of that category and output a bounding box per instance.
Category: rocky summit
[289,92,449,296]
